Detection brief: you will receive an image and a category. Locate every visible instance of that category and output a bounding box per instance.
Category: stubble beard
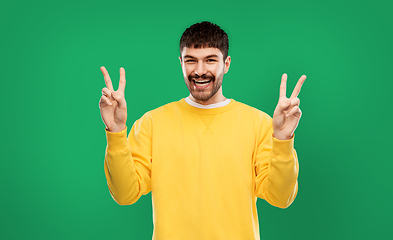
[186,71,224,102]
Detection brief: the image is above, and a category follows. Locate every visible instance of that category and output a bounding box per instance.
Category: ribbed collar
[179,98,237,115]
[184,97,231,109]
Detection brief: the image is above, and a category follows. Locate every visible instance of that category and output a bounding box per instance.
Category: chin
[192,90,219,103]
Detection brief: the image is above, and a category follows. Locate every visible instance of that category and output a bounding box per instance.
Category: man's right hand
[99,66,127,133]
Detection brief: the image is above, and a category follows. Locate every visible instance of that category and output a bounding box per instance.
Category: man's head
[180,21,229,61]
[179,21,231,105]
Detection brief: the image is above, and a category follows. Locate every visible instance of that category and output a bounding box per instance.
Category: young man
[99,21,306,240]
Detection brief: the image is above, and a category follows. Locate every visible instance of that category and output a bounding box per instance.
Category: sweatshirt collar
[179,98,237,115]
[184,96,231,109]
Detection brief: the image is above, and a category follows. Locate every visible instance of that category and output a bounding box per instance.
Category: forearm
[104,127,144,206]
[256,136,299,208]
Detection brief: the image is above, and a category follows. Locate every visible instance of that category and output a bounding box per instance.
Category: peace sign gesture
[99,66,127,133]
[272,74,306,140]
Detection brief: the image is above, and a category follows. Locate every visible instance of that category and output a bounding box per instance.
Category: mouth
[193,78,212,86]
[192,78,213,89]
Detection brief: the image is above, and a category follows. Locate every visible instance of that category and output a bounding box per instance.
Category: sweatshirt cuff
[271,134,295,160]
[105,126,130,152]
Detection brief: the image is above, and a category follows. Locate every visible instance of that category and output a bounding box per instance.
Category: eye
[207,59,217,62]
[185,59,196,63]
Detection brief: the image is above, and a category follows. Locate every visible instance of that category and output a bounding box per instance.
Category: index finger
[290,75,307,99]
[100,66,114,91]
[279,73,287,98]
[118,67,126,92]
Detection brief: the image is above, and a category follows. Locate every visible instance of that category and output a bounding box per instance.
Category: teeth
[194,80,211,83]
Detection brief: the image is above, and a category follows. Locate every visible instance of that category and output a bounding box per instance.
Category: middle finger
[291,97,300,107]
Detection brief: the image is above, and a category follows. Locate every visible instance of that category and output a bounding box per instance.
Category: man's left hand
[272,73,306,140]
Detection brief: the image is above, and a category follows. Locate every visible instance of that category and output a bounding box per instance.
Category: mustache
[188,73,215,81]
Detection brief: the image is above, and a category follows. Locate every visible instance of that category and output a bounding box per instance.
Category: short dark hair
[180,21,229,60]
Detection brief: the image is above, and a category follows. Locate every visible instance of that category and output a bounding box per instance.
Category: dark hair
[180,21,229,60]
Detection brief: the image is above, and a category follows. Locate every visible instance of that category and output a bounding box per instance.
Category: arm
[99,66,151,205]
[254,73,305,208]
[254,116,299,209]
[104,113,152,206]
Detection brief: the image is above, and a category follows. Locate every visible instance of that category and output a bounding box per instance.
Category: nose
[195,61,207,76]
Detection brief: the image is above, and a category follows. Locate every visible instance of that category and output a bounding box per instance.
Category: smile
[192,79,212,89]
[193,79,212,84]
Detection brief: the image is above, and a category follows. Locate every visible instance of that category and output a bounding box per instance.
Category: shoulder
[232,100,273,135]
[129,100,182,135]
[233,100,272,121]
[147,99,182,115]
[139,99,183,120]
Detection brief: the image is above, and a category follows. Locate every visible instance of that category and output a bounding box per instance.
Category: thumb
[112,91,127,109]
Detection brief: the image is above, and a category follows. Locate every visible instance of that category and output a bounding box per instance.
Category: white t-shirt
[184,96,231,109]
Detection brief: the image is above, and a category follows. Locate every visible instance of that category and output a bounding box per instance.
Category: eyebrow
[183,54,220,59]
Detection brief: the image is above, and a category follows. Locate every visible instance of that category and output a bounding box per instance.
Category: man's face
[179,47,231,105]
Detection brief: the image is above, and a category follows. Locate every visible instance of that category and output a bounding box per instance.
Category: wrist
[107,125,126,133]
[273,132,293,141]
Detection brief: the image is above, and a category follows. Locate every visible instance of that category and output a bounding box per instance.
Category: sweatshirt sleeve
[254,114,299,209]
[104,112,152,206]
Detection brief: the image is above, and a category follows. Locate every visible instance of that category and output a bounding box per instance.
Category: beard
[185,70,224,102]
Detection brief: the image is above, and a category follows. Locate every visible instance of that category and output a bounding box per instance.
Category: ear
[224,56,231,74]
[178,56,182,68]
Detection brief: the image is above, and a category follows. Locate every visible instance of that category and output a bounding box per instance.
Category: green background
[1,0,392,239]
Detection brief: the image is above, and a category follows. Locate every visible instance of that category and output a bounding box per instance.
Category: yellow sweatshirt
[104,98,299,240]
